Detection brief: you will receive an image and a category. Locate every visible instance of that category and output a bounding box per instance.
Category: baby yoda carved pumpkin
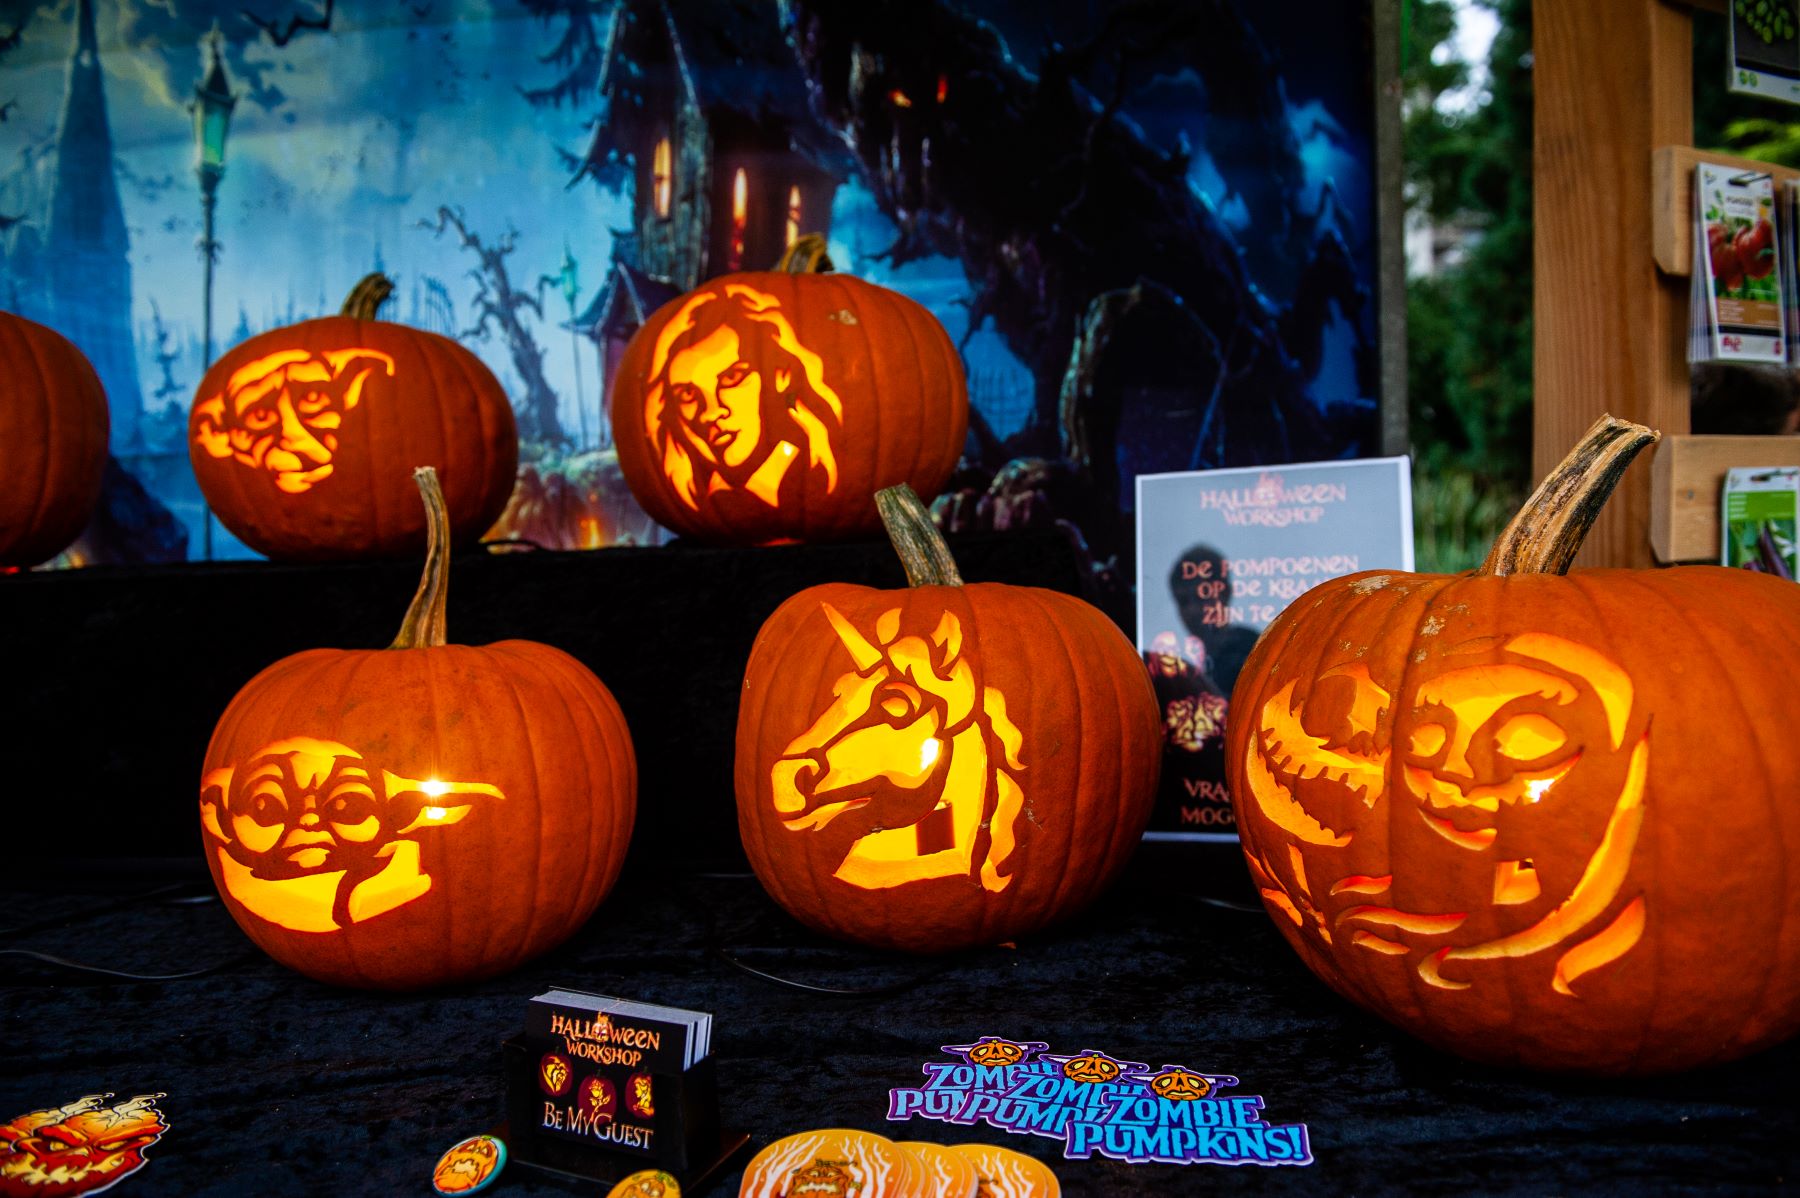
[611,236,966,545]
[189,274,517,561]
[736,485,1160,952]
[199,467,635,989]
[1228,417,1800,1073]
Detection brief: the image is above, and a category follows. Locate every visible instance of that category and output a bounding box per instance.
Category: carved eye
[1494,713,1567,762]
[242,407,278,431]
[717,361,752,389]
[1409,722,1447,758]
[878,684,920,722]
[296,390,331,415]
[324,781,378,841]
[671,383,700,415]
[232,779,287,853]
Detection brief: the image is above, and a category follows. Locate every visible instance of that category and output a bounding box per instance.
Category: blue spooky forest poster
[0,0,1380,570]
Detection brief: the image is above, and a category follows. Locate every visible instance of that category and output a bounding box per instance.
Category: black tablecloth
[5,854,1796,1197]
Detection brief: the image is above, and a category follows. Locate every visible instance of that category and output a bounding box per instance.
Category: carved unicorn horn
[822,603,883,672]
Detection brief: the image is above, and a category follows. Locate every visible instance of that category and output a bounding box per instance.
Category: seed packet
[1722,466,1799,578]
[1692,163,1786,364]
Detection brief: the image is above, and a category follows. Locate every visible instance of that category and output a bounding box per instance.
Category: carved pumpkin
[0,312,109,568]
[611,236,967,544]
[736,484,1160,952]
[189,275,518,560]
[198,467,635,989]
[1228,416,1800,1073]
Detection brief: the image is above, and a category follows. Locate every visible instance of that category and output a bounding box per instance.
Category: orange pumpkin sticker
[770,605,1026,893]
[893,1142,978,1198]
[948,1144,1060,1198]
[191,346,395,493]
[0,1093,168,1198]
[608,1169,680,1198]
[430,1134,505,1195]
[642,283,841,512]
[738,1129,913,1198]
[1243,632,1648,996]
[198,736,504,933]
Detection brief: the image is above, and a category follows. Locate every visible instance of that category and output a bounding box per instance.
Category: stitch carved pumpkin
[1228,416,1800,1073]
[189,274,517,560]
[199,467,635,989]
[0,311,109,567]
[736,484,1159,952]
[610,236,966,545]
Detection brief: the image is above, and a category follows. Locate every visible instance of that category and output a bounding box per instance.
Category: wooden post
[1534,0,1693,567]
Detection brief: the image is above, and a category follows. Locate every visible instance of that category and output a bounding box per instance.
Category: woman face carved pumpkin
[644,284,842,514]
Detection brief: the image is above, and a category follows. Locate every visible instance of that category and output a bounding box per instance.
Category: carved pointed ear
[199,766,235,844]
[930,610,962,668]
[822,603,884,672]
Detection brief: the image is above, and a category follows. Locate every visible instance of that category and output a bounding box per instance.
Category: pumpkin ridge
[841,273,882,541]
[1617,568,1789,1066]
[873,277,929,520]
[1025,582,1088,932]
[515,642,606,941]
[9,316,61,553]
[1062,590,1136,915]
[492,648,552,974]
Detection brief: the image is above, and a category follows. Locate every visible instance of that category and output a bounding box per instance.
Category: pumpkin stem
[341,273,396,320]
[390,466,451,649]
[876,483,963,587]
[1478,414,1660,577]
[775,234,834,274]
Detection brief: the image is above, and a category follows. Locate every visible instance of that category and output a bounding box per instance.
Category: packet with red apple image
[1692,162,1786,364]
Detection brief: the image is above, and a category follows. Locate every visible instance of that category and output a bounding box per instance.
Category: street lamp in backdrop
[190,23,235,559]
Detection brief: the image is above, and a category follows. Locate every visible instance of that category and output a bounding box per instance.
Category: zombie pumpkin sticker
[770,605,1026,892]
[0,1093,168,1198]
[198,736,504,933]
[430,1133,505,1195]
[1241,631,1649,996]
[191,347,395,494]
[640,283,842,513]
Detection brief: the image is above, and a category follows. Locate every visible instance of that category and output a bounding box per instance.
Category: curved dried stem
[876,484,963,587]
[775,234,834,274]
[341,273,395,320]
[1479,415,1660,577]
[390,466,451,648]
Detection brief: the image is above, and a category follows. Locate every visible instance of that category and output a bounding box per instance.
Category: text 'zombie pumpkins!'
[611,236,967,545]
[189,274,518,560]
[736,484,1160,952]
[199,467,635,989]
[1228,416,1800,1074]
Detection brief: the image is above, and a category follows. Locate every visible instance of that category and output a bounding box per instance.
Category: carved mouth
[1404,756,1579,813]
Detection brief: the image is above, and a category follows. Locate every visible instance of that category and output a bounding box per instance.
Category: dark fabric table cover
[4,855,1796,1197]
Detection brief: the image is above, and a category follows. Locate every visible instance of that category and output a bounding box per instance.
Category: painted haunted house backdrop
[0,0,1380,570]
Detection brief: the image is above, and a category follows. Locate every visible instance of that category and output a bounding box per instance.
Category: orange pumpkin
[736,484,1159,952]
[199,467,634,989]
[1228,416,1800,1073]
[610,236,966,544]
[189,275,517,560]
[0,311,109,567]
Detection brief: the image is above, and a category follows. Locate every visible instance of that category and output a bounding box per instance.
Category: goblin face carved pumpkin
[736,485,1160,952]
[199,468,635,989]
[1228,417,1800,1073]
[612,237,966,544]
[189,274,517,560]
[0,312,109,568]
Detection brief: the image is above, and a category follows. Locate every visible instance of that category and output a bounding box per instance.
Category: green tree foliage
[1406,0,1533,572]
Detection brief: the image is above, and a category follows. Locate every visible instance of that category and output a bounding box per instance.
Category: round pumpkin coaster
[895,1140,979,1198]
[739,1128,913,1197]
[607,1167,681,1198]
[950,1143,1062,1198]
[430,1133,506,1195]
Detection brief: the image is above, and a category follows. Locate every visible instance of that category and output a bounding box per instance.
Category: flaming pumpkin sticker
[199,736,503,933]
[0,1093,168,1198]
[641,283,841,513]
[771,604,1025,892]
[192,346,395,493]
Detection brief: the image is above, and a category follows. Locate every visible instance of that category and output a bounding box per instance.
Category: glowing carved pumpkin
[199,467,635,989]
[736,484,1160,952]
[611,236,967,544]
[0,311,108,568]
[1228,416,1800,1073]
[189,274,518,560]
